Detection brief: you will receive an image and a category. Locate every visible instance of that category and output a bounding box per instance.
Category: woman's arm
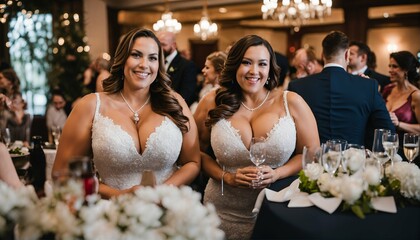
[0,143,22,188]
[163,92,201,186]
[261,91,320,185]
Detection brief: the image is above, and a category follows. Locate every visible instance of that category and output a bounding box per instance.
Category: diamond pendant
[133,113,139,124]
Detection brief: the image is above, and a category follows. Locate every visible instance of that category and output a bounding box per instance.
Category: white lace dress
[204,91,296,240]
[91,93,182,190]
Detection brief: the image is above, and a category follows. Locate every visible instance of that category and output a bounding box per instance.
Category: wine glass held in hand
[249,137,266,188]
[403,133,419,164]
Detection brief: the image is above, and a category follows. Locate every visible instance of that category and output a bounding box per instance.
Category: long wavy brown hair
[102,28,189,133]
[205,35,280,127]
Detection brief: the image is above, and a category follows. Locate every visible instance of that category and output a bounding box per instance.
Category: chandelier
[153,1,182,33]
[261,0,332,31]
[194,0,218,41]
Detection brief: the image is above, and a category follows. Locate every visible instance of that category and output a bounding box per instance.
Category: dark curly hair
[102,28,189,133]
[205,35,280,127]
[390,51,420,85]
[0,68,21,97]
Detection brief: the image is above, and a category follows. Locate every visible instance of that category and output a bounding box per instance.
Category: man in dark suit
[157,31,198,106]
[288,31,394,149]
[348,41,390,93]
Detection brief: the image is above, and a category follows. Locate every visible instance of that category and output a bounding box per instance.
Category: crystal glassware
[250,137,266,188]
[403,133,419,164]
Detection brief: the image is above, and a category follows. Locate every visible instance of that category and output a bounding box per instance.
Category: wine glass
[2,127,11,148]
[403,133,419,164]
[326,139,347,173]
[372,129,391,165]
[140,170,156,187]
[250,137,266,188]
[382,132,399,166]
[302,145,322,170]
[321,141,342,177]
[51,126,61,147]
[342,144,365,174]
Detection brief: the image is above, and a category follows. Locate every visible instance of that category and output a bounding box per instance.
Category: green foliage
[298,170,320,194]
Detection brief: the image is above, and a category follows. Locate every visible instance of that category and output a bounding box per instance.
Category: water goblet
[372,129,391,165]
[250,137,266,188]
[321,141,342,177]
[403,133,419,164]
[382,132,399,166]
[302,145,322,170]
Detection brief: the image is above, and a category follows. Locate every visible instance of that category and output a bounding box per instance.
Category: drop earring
[265,77,270,85]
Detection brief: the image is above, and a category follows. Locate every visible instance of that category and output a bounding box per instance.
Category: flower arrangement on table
[299,157,420,219]
[0,180,224,240]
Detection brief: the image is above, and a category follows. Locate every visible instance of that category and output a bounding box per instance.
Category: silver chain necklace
[120,91,150,124]
[241,90,270,112]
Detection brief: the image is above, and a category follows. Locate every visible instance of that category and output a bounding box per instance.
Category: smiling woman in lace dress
[52,28,200,199]
[194,35,319,240]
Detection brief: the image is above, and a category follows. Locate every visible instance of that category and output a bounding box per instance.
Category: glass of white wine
[321,141,342,177]
[403,133,419,164]
[382,132,399,165]
[250,137,266,188]
[372,129,391,165]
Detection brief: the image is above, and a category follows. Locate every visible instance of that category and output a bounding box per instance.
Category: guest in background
[6,92,31,146]
[157,31,198,106]
[382,51,420,165]
[45,89,69,131]
[190,51,227,113]
[82,59,99,94]
[53,28,200,199]
[194,35,319,240]
[95,57,111,92]
[291,47,323,79]
[288,31,394,149]
[0,68,21,97]
[348,41,390,92]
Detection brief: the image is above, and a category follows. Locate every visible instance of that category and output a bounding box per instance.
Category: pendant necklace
[241,90,270,112]
[120,91,150,124]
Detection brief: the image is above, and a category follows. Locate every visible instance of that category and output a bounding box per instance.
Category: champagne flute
[2,127,11,148]
[250,137,266,188]
[321,141,342,177]
[403,133,419,164]
[382,132,399,166]
[372,129,391,165]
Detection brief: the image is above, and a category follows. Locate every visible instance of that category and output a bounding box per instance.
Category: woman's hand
[389,111,400,127]
[256,165,276,188]
[226,166,258,188]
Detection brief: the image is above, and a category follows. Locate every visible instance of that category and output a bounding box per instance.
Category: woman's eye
[241,60,251,65]
[131,53,140,58]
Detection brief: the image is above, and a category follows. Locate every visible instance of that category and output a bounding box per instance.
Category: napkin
[266,179,300,202]
[252,189,266,215]
[288,192,313,207]
[371,196,397,213]
[308,192,342,214]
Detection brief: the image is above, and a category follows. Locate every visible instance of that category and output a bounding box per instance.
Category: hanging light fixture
[153,1,182,33]
[261,0,332,32]
[194,0,218,41]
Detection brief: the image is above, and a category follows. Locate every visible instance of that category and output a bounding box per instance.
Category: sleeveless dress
[91,93,182,190]
[204,91,296,240]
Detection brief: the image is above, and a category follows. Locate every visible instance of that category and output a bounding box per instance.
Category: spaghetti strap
[283,90,290,117]
[94,92,101,120]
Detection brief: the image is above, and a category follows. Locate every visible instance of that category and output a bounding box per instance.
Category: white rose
[363,165,381,186]
[304,163,324,180]
[317,173,331,192]
[341,176,364,204]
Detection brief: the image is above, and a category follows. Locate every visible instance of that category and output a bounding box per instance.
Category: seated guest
[194,34,319,240]
[291,47,323,79]
[288,31,394,149]
[6,92,31,146]
[0,68,21,130]
[382,51,420,165]
[348,41,390,92]
[52,28,200,199]
[45,89,69,131]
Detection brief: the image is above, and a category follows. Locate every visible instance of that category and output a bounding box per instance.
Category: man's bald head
[157,31,177,57]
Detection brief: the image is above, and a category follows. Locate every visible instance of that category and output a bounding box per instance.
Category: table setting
[252,133,420,239]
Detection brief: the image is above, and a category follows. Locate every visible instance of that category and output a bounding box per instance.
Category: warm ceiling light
[194,0,218,41]
[152,1,182,33]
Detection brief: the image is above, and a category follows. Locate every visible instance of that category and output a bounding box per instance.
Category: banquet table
[252,176,420,240]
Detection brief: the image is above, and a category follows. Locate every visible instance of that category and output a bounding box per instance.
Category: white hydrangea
[386,162,420,201]
[343,148,365,173]
[363,165,382,186]
[340,176,364,204]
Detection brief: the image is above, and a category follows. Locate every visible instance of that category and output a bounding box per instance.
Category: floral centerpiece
[299,159,420,219]
[0,180,224,240]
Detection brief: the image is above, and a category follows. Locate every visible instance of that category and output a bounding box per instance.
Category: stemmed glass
[403,133,419,164]
[302,145,322,170]
[250,137,266,188]
[326,139,347,173]
[382,132,399,165]
[321,141,342,177]
[2,128,11,148]
[51,126,61,147]
[342,144,365,174]
[372,129,391,165]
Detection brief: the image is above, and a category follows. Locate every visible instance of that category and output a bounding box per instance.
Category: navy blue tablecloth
[252,176,420,240]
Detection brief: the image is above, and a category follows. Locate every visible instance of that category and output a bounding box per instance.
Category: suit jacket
[364,68,390,93]
[167,53,198,106]
[288,66,394,149]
